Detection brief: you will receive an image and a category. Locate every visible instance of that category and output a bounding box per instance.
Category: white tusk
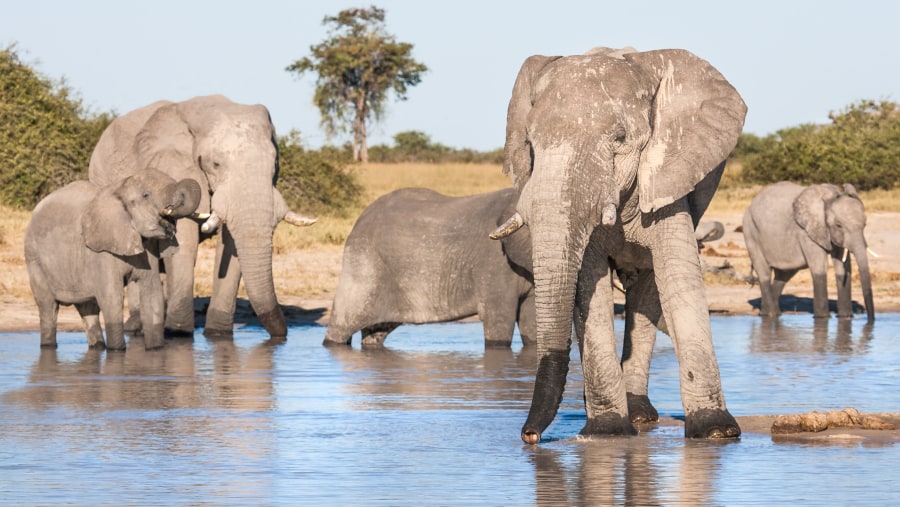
[201,211,222,234]
[283,211,317,227]
[161,205,175,216]
[867,247,881,258]
[490,212,524,240]
[612,277,625,294]
[191,212,211,220]
[841,247,849,263]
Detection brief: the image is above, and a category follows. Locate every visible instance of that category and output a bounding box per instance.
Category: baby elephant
[25,169,201,350]
[324,187,534,347]
[742,181,874,321]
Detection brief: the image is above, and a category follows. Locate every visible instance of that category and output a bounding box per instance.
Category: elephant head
[82,169,201,256]
[793,183,874,321]
[493,48,746,443]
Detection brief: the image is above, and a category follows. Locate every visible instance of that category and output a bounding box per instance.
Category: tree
[286,6,427,163]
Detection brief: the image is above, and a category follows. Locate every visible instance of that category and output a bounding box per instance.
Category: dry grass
[4,161,900,313]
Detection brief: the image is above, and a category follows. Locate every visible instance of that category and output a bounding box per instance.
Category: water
[1,314,898,506]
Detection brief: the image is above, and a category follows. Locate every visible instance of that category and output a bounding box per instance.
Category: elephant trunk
[520,196,590,445]
[162,179,202,218]
[853,245,875,323]
[223,189,287,339]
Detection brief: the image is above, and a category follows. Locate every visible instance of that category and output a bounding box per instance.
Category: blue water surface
[1,313,897,506]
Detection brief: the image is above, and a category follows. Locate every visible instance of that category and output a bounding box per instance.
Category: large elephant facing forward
[492,47,747,443]
[742,181,874,322]
[324,187,534,348]
[90,95,315,340]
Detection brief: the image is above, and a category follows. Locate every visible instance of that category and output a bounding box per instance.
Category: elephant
[24,169,201,350]
[490,47,747,443]
[89,95,316,340]
[742,181,874,322]
[323,187,535,347]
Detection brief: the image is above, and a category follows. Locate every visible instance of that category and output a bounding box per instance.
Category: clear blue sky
[3,1,898,152]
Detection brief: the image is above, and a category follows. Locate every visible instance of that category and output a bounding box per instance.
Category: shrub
[739,100,900,190]
[0,44,113,208]
[276,131,363,216]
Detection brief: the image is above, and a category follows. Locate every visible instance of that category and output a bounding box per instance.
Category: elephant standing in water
[491,47,747,443]
[743,181,874,321]
[324,187,534,348]
[89,95,315,340]
[25,170,201,350]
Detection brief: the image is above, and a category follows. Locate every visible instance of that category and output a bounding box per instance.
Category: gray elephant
[742,181,874,322]
[491,47,747,443]
[89,95,315,340]
[324,187,535,347]
[25,170,201,350]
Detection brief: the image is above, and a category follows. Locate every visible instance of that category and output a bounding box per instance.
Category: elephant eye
[142,191,151,199]
[613,128,626,144]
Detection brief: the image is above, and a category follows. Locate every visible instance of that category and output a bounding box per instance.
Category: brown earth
[2,212,900,332]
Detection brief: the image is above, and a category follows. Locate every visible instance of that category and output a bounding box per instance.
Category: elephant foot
[87,340,106,350]
[124,312,143,335]
[580,413,638,437]
[627,393,659,424]
[204,308,234,338]
[165,327,195,339]
[484,339,513,348]
[684,408,741,439]
[257,307,287,340]
[40,341,58,349]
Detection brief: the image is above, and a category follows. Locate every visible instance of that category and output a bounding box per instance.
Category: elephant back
[89,100,173,187]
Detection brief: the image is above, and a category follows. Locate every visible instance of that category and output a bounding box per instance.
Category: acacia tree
[286,6,427,163]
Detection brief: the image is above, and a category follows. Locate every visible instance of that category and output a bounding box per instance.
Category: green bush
[739,100,900,190]
[0,44,113,208]
[276,131,363,216]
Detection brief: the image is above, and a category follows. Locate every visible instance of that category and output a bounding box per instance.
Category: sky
[3,1,898,152]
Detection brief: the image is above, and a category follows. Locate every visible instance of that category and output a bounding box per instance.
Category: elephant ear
[625,49,747,213]
[82,188,144,256]
[793,184,840,250]
[503,55,562,191]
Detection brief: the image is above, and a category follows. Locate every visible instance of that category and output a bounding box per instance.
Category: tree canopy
[285,6,427,163]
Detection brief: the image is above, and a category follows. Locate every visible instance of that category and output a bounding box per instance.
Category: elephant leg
[832,255,853,318]
[75,301,105,349]
[96,290,126,351]
[361,322,400,347]
[123,279,142,335]
[516,291,537,347]
[165,218,200,336]
[654,211,739,439]
[746,245,779,317]
[29,268,60,348]
[810,268,830,319]
[205,226,241,338]
[138,248,166,350]
[620,268,661,424]
[480,292,518,348]
[770,268,797,314]
[575,245,635,436]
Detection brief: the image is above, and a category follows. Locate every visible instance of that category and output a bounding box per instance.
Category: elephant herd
[23,47,876,445]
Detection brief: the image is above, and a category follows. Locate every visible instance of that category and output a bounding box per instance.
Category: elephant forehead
[830,197,867,224]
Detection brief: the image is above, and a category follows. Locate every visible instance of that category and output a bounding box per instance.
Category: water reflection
[327,343,538,410]
[747,316,873,355]
[531,432,736,507]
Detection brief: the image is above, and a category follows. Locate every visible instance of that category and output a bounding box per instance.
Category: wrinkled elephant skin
[496,47,747,443]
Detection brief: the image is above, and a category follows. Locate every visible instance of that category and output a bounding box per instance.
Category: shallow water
[1,314,898,506]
